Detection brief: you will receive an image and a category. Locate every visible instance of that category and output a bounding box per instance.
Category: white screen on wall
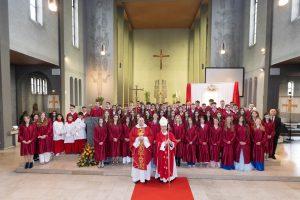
[205,68,244,96]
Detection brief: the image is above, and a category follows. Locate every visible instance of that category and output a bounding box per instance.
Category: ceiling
[10,50,50,65]
[118,0,206,29]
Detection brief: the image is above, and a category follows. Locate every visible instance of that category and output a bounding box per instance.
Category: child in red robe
[18,115,37,169]
[252,118,266,171]
[37,112,53,164]
[210,117,222,168]
[109,115,122,164]
[184,117,198,167]
[53,114,66,156]
[94,118,107,168]
[263,114,275,160]
[234,116,252,171]
[122,116,132,164]
[149,113,161,166]
[221,116,236,170]
[173,115,185,166]
[197,116,210,166]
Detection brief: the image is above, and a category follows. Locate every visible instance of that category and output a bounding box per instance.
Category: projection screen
[205,67,244,96]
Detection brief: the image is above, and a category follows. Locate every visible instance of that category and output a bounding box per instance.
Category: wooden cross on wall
[153,49,170,70]
[282,98,298,112]
[131,85,144,103]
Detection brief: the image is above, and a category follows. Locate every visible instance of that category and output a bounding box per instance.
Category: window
[70,77,74,104]
[30,0,43,25]
[249,0,258,46]
[31,76,47,95]
[31,77,37,94]
[79,79,82,105]
[72,0,79,48]
[291,0,300,21]
[74,78,78,106]
[288,81,295,97]
[42,79,48,95]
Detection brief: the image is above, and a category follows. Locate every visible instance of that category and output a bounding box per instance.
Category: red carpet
[131,177,194,200]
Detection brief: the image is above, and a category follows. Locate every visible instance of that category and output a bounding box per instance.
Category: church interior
[1,0,300,199]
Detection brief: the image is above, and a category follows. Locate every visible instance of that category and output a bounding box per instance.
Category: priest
[130,117,153,183]
[155,117,178,183]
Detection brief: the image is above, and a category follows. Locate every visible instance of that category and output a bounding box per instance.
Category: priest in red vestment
[155,117,178,183]
[130,117,153,183]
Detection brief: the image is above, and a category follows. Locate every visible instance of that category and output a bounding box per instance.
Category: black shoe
[29,162,33,169]
[272,155,276,160]
[25,162,29,169]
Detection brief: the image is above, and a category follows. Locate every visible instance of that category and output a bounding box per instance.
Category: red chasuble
[156,131,177,180]
[130,126,153,170]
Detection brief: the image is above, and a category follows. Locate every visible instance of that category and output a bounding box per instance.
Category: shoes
[29,162,33,169]
[24,162,29,169]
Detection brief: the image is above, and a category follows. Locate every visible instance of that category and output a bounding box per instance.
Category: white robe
[53,121,66,141]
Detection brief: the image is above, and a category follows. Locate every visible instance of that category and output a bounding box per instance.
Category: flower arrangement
[77,143,97,167]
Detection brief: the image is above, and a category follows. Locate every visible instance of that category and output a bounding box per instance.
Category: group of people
[18,99,281,183]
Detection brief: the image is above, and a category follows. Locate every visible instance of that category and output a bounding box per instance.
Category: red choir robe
[221,127,236,169]
[235,124,251,164]
[184,126,198,164]
[37,119,53,154]
[103,119,111,158]
[149,120,161,164]
[94,125,107,162]
[109,123,122,157]
[67,112,78,121]
[252,127,266,171]
[90,106,104,117]
[18,124,37,156]
[155,131,177,182]
[263,121,275,155]
[209,125,222,162]
[197,124,210,163]
[82,112,90,118]
[172,123,185,158]
[130,125,153,170]
[121,123,132,157]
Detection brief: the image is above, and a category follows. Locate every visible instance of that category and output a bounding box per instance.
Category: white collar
[162,131,168,135]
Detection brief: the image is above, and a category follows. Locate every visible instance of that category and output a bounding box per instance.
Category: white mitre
[159,116,168,126]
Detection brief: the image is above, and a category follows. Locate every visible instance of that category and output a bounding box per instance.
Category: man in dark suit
[269,109,281,159]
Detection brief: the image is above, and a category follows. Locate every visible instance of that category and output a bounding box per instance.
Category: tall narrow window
[291,0,300,21]
[31,77,37,94]
[70,77,74,104]
[30,0,43,25]
[42,79,48,95]
[253,77,258,106]
[74,78,78,106]
[244,79,248,106]
[249,0,258,46]
[72,0,79,48]
[36,78,42,94]
[79,79,82,106]
[249,78,253,104]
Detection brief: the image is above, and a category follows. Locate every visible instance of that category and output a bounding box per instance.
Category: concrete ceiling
[10,50,50,65]
[118,0,206,29]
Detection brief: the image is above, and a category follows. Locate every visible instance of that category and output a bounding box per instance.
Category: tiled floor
[1,141,300,200]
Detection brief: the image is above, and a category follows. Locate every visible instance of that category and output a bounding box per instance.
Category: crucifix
[131,85,144,103]
[282,98,298,112]
[153,49,170,70]
[48,95,59,110]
